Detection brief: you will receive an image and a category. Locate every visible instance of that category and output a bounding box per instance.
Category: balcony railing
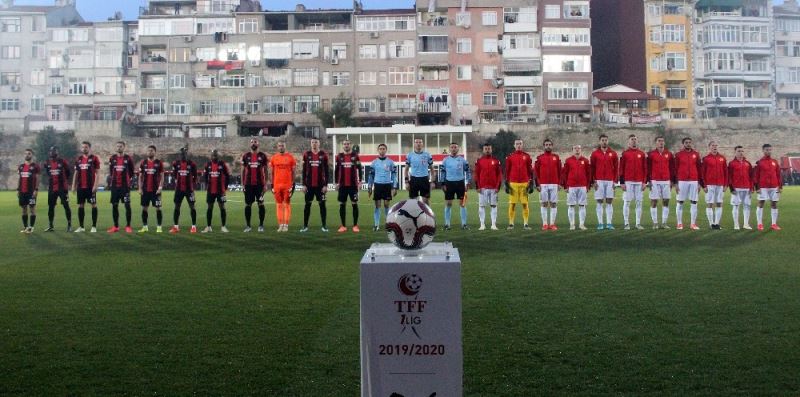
[417,102,451,113]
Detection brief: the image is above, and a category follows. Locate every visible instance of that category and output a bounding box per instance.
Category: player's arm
[138,162,144,194]
[503,157,511,193]
[473,160,480,190]
[269,158,276,191]
[334,156,340,188]
[356,156,364,185]
[776,161,783,192]
[560,161,568,189]
[261,155,268,192]
[71,161,78,192]
[322,153,330,193]
[495,163,502,191]
[157,162,164,194]
[589,154,597,189]
[619,154,626,186]
[92,158,100,192]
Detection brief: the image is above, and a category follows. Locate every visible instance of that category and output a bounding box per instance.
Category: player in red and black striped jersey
[169,147,198,234]
[108,141,135,233]
[17,149,39,233]
[202,149,230,233]
[72,141,101,232]
[138,145,165,233]
[301,138,330,232]
[241,138,268,232]
[42,146,73,232]
[334,139,363,233]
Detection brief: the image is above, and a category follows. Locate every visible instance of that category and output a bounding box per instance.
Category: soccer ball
[386,199,436,250]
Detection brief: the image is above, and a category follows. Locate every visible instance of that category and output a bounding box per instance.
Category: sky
[13,0,412,21]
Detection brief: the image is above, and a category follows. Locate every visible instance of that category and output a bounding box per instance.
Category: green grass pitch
[1,188,798,395]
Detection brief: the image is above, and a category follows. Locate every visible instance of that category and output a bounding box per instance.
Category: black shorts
[305,186,326,202]
[174,190,196,206]
[206,193,227,204]
[77,188,97,205]
[444,181,466,201]
[409,176,430,199]
[110,188,131,205]
[48,191,69,206]
[372,183,393,201]
[338,186,359,203]
[18,192,36,207]
[141,192,162,208]
[244,184,264,205]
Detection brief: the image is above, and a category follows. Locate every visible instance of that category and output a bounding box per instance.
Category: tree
[485,129,519,165]
[33,127,79,163]
[314,93,356,129]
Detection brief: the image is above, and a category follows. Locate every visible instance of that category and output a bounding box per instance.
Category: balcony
[139,61,167,73]
[664,98,690,109]
[502,47,541,59]
[418,102,451,113]
[503,75,543,87]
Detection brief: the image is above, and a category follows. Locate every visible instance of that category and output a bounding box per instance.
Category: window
[482,11,497,26]
[483,39,498,53]
[141,98,165,114]
[1,46,21,59]
[31,16,43,32]
[457,65,472,80]
[198,100,217,115]
[265,96,292,114]
[219,71,245,88]
[247,73,262,87]
[32,42,45,59]
[294,95,320,113]
[1,99,20,111]
[52,29,69,41]
[649,27,662,43]
[504,34,536,50]
[69,77,92,95]
[0,17,21,33]
[505,90,534,106]
[662,24,685,42]
[264,69,291,87]
[356,15,415,31]
[712,83,743,99]
[264,42,292,59]
[218,97,245,114]
[30,96,44,112]
[239,18,259,33]
[196,48,216,61]
[388,94,415,112]
[483,66,498,80]
[293,69,319,86]
[651,52,687,71]
[331,72,350,86]
[777,67,800,84]
[359,71,377,85]
[483,92,498,106]
[456,38,472,54]
[96,49,122,68]
[170,74,186,89]
[194,73,217,88]
[170,48,190,63]
[563,1,589,18]
[71,29,89,42]
[389,66,415,85]
[777,19,800,33]
[293,40,319,59]
[195,18,234,35]
[0,72,21,86]
[742,25,768,44]
[49,106,61,120]
[358,98,378,113]
[30,70,45,86]
[703,24,740,44]
[548,82,589,100]
[703,52,740,72]
[171,102,189,115]
[541,28,591,46]
[247,100,260,114]
[651,85,662,98]
[788,97,800,110]
[664,4,684,15]
[359,45,377,59]
[96,28,123,42]
[666,85,686,99]
[418,36,448,53]
[388,40,414,58]
[50,79,63,95]
[455,12,471,27]
[331,43,347,60]
[457,93,472,106]
[545,5,561,19]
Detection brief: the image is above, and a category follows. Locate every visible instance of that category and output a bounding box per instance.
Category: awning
[503,59,541,73]
[241,121,293,128]
[419,63,449,69]
[594,92,660,101]
[696,0,741,7]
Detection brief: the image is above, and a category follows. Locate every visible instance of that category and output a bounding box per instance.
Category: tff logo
[397,273,423,297]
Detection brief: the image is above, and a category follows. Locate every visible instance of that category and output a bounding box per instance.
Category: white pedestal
[360,242,463,397]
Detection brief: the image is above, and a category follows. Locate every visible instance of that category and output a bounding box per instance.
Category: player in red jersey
[17,148,39,233]
[270,141,297,232]
[170,147,198,234]
[301,138,330,232]
[138,145,165,233]
[561,145,591,230]
[335,139,363,232]
[647,136,674,229]
[753,144,782,231]
[728,146,754,230]
[534,139,562,230]
[43,146,73,232]
[505,139,534,230]
[590,134,619,230]
[474,143,502,230]
[242,138,268,232]
[72,141,101,233]
[700,141,727,230]
[674,137,702,230]
[202,149,231,233]
[108,141,135,233]
[619,134,647,230]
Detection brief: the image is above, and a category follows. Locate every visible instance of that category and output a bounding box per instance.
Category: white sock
[568,206,575,227]
[605,203,614,225]
[549,208,557,225]
[579,206,586,226]
[714,207,722,225]
[676,202,683,224]
[771,208,778,225]
[650,207,658,224]
[756,207,763,225]
[743,205,750,226]
[540,207,548,226]
[706,207,714,226]
[623,200,631,225]
[490,206,497,226]
[635,200,642,225]
[478,205,486,226]
[690,203,697,225]
[596,203,604,224]
[732,204,740,228]
[662,206,669,224]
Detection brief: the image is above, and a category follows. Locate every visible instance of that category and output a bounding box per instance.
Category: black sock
[30,215,36,227]
[190,208,196,225]
[112,205,120,227]
[303,202,312,227]
[206,207,213,227]
[320,202,327,227]
[258,205,265,226]
[244,206,252,227]
[173,208,180,225]
[339,203,346,226]
[48,206,55,227]
[124,203,132,226]
[64,204,72,226]
[142,210,148,225]
[91,207,98,227]
[220,208,227,227]
[22,214,28,228]
[156,210,163,226]
[78,207,85,228]
[352,204,359,226]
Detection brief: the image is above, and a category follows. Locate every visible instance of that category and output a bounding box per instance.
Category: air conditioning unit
[250,59,260,66]
[11,85,20,92]
[330,57,339,65]
[491,78,503,88]
[184,36,193,43]
[369,32,380,39]
[697,99,705,106]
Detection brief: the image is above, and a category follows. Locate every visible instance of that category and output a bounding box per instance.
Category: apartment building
[775,0,800,114]
[693,0,774,118]
[644,0,695,120]
[0,0,83,133]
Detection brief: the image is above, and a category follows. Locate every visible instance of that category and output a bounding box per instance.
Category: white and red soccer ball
[386,199,436,250]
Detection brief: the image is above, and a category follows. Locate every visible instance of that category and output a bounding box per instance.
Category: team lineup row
[14,134,783,234]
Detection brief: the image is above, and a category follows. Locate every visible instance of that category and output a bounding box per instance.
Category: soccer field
[1,188,798,395]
